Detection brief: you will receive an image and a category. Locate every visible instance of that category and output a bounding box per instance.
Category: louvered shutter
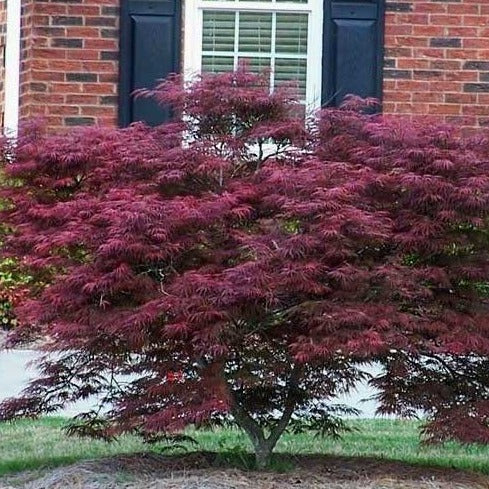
[119,0,182,126]
[322,0,385,107]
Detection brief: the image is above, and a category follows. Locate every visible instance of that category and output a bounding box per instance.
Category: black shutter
[322,0,385,107]
[119,0,181,126]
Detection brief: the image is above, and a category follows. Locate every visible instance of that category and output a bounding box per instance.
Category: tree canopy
[1,69,489,467]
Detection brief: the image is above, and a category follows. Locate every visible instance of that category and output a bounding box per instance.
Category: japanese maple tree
[1,69,489,467]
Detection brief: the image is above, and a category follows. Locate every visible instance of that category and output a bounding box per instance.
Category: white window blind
[184,0,323,111]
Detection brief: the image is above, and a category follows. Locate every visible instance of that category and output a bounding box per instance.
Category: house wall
[384,0,489,129]
[10,0,489,131]
[19,0,34,122]
[19,0,119,129]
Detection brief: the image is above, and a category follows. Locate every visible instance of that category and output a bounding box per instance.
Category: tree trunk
[235,401,295,469]
[253,441,273,470]
[227,364,303,469]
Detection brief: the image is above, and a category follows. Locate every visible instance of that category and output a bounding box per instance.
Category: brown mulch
[1,452,488,489]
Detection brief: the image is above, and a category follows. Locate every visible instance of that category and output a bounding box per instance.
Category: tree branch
[222,361,303,456]
[266,363,303,448]
[222,373,265,446]
[231,401,265,446]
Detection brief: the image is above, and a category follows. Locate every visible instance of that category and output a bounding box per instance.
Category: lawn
[0,418,488,477]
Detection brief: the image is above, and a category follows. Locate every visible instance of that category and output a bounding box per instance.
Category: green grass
[0,417,145,475]
[0,418,488,477]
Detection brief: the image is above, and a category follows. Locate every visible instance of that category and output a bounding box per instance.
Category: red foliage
[2,70,489,463]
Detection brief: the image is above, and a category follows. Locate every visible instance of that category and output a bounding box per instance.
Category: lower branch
[265,364,303,450]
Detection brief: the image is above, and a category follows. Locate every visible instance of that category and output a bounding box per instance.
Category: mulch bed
[1,452,487,489]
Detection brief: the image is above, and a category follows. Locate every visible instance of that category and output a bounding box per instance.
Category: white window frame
[183,0,323,114]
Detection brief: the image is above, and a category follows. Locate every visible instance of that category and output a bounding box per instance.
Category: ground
[0,419,488,488]
[0,453,486,489]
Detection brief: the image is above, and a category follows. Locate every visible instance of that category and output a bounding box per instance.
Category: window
[119,0,384,126]
[183,0,323,112]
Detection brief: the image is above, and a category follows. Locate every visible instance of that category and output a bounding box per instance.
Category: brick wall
[19,0,119,129]
[14,0,489,131]
[19,0,34,121]
[0,0,6,126]
[384,0,489,130]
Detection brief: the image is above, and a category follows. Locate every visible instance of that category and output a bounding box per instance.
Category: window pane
[202,55,235,73]
[238,56,271,74]
[238,12,272,53]
[202,11,235,52]
[275,58,307,98]
[276,0,308,3]
[201,9,310,103]
[276,13,308,55]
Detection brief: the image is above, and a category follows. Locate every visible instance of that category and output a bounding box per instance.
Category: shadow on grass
[0,455,93,476]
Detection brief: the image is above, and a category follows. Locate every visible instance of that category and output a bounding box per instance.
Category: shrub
[1,69,489,467]
[0,258,31,330]
[0,144,33,331]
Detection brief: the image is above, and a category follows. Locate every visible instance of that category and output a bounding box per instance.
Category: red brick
[48,105,81,115]
[36,4,67,15]
[67,5,101,15]
[445,93,477,104]
[66,49,100,60]
[66,94,99,104]
[66,27,101,38]
[428,104,462,115]
[462,105,489,116]
[79,105,117,116]
[413,92,444,103]
[81,83,116,94]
